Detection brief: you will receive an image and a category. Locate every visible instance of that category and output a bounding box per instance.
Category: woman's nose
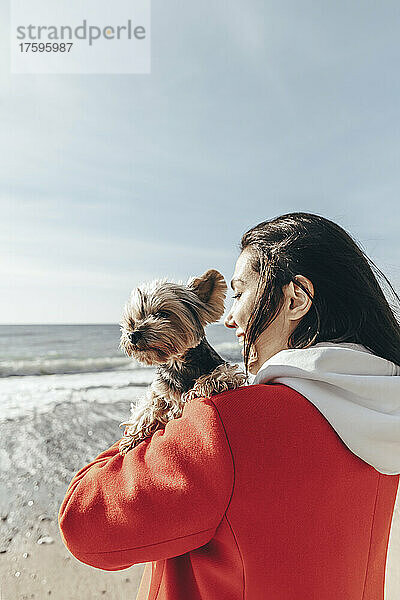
[224,312,237,329]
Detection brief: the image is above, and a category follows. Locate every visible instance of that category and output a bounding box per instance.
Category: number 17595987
[19,42,73,52]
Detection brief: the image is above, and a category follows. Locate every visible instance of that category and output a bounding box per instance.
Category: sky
[1,1,399,324]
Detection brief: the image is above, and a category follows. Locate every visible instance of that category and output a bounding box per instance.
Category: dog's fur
[118,269,246,455]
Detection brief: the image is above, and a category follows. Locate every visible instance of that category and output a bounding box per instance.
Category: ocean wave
[0,341,242,378]
[0,367,157,420]
[0,356,134,377]
[46,380,150,393]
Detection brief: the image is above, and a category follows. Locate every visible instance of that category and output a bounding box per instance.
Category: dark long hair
[240,212,400,376]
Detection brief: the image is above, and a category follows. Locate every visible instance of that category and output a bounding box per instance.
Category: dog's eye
[157,310,169,319]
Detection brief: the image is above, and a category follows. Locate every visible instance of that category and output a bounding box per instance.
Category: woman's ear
[187,269,227,325]
[287,275,314,319]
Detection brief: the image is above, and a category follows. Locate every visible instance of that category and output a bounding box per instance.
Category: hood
[253,342,400,475]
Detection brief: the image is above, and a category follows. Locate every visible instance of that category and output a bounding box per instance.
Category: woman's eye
[232,293,242,300]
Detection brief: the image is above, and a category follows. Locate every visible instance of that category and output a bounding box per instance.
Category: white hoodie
[253,342,400,475]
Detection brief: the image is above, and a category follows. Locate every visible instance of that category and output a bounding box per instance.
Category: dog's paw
[118,420,165,455]
[182,363,247,402]
[119,435,135,456]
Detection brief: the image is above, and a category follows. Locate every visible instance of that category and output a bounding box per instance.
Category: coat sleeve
[58,396,234,571]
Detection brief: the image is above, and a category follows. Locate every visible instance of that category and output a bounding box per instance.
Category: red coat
[58,384,399,599]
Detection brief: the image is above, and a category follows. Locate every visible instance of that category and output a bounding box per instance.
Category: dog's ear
[187,269,227,325]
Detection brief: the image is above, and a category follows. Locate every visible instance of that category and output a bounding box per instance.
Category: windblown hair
[240,212,400,376]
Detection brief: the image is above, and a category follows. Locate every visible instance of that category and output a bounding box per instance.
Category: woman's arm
[58,396,234,571]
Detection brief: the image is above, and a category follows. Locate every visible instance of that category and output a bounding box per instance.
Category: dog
[118,269,246,455]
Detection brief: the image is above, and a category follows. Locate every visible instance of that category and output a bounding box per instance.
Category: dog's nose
[129,331,142,344]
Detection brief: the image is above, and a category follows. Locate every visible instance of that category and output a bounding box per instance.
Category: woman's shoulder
[195,383,341,447]
[198,382,301,412]
[212,382,296,399]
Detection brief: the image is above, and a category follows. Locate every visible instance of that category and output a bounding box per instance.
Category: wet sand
[0,398,145,599]
[1,397,399,599]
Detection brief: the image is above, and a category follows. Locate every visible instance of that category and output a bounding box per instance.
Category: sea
[0,323,244,421]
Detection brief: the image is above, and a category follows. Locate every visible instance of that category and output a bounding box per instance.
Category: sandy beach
[1,396,399,600]
[0,398,146,600]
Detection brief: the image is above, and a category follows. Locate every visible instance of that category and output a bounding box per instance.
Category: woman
[59,212,400,599]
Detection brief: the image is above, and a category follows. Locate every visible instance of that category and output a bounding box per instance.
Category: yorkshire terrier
[118,269,246,455]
